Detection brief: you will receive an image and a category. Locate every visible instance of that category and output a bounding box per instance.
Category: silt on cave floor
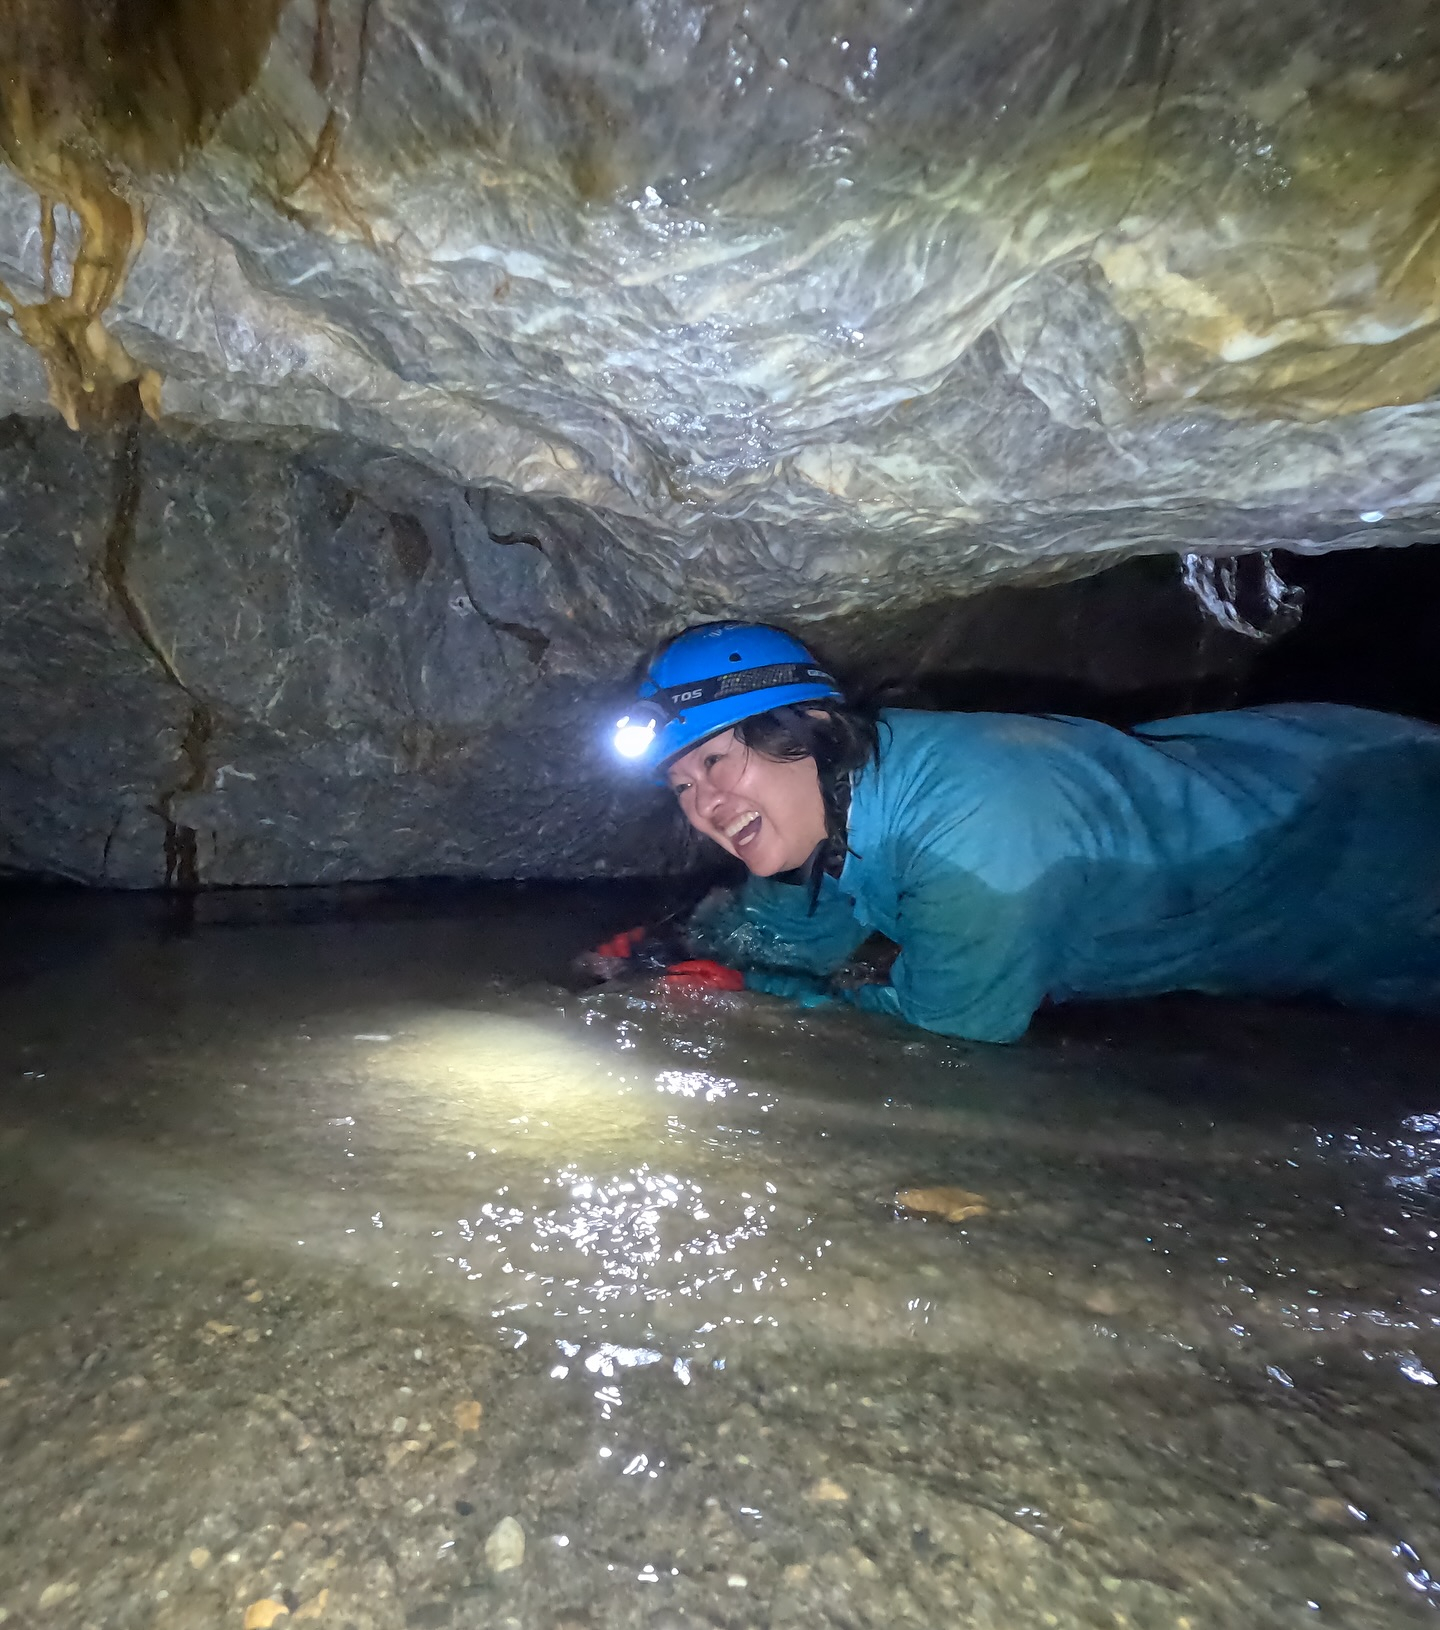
[1,885,1439,1630]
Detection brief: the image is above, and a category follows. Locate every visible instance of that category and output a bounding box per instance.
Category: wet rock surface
[4,0,1440,597]
[2,885,1439,1628]
[4,1,1440,884]
[0,418,682,886]
[0,411,1298,888]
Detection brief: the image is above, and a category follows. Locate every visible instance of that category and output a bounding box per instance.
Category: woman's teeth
[724,811,762,846]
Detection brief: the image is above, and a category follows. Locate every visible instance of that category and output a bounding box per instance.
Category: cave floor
[1,885,1438,1630]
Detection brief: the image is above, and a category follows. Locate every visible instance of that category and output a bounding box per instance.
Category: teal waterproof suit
[688,705,1440,1043]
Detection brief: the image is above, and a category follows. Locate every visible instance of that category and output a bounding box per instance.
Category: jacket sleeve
[686,875,872,979]
[839,762,1065,1043]
[838,863,1055,1042]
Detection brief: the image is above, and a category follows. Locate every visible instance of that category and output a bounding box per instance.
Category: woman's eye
[704,753,723,771]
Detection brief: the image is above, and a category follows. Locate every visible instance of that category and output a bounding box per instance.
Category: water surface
[1,885,1438,1630]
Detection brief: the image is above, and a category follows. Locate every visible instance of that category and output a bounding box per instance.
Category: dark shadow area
[1030,989,1440,1124]
[827,543,1440,729]
[0,875,715,991]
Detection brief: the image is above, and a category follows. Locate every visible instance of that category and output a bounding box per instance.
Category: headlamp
[612,701,667,761]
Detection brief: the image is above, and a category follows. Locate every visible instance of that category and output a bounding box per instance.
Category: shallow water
[2,886,1439,1630]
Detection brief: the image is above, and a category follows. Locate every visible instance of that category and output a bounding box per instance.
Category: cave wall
[10,414,1433,890]
[0,417,679,885]
[3,0,1440,886]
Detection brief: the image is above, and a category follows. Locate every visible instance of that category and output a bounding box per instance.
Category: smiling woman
[606,620,1440,1043]
[666,728,826,875]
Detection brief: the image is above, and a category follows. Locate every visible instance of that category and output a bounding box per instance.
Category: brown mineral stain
[453,1398,483,1433]
[0,0,283,427]
[895,1186,990,1223]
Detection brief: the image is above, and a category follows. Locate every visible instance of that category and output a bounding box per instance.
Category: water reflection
[4,915,1440,1623]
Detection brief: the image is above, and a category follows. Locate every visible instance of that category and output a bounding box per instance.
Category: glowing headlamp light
[612,702,667,760]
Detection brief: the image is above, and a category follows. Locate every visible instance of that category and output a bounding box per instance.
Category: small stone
[38,1582,79,1610]
[246,1289,265,1302]
[486,1516,526,1573]
[392,1417,409,1434]
[806,1477,850,1503]
[453,1399,483,1433]
[1312,1537,1357,1565]
[205,1321,238,1336]
[188,1547,211,1570]
[294,1589,330,1621]
[243,1601,290,1629]
[895,1186,990,1223]
[726,1574,747,1588]
[1309,1497,1355,1525]
[782,1564,812,1584]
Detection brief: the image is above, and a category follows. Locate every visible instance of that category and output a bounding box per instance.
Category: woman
[604,621,1440,1043]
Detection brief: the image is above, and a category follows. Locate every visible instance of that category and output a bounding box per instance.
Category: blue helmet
[612,622,844,770]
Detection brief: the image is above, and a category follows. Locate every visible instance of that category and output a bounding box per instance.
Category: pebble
[895,1186,990,1223]
[1309,1497,1357,1525]
[38,1582,79,1610]
[1083,1289,1122,1316]
[806,1478,850,1503]
[727,1575,747,1588]
[243,1600,290,1629]
[188,1547,211,1570]
[453,1399,483,1433]
[486,1515,526,1573]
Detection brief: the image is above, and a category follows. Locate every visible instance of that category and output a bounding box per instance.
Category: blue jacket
[688,705,1440,1042]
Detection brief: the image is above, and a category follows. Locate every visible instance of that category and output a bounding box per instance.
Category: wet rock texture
[0,418,679,885]
[3,0,1440,592]
[2,0,1440,882]
[0,413,1277,886]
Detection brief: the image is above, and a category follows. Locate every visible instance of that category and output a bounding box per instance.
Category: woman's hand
[572,923,692,986]
[660,959,746,992]
[829,933,900,990]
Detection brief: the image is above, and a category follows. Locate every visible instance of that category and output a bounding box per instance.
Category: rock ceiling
[3,0,1440,621]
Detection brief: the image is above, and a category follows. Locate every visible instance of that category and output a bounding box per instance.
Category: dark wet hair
[735,701,879,849]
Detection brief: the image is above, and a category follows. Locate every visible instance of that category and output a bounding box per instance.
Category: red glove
[660,959,746,992]
[593,926,648,959]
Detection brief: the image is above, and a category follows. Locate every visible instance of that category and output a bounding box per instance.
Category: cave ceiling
[2,0,1440,624]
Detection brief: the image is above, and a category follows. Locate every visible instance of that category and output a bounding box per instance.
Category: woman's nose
[693,776,726,821]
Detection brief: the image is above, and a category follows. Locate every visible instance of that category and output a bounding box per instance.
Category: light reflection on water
[4,913,1440,1622]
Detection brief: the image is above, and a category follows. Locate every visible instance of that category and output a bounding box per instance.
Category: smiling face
[666,728,828,877]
